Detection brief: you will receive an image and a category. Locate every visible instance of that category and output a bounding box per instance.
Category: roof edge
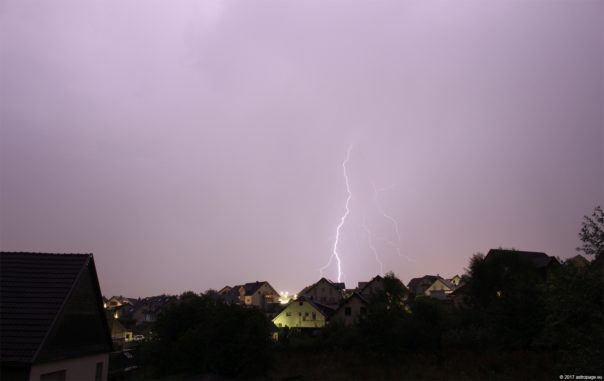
[30,255,92,363]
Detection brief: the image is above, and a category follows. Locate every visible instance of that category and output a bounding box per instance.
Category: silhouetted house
[565,254,589,268]
[299,278,345,307]
[357,275,384,298]
[218,281,280,308]
[357,275,408,299]
[218,285,242,305]
[217,286,233,299]
[407,275,455,299]
[329,293,368,326]
[450,283,469,309]
[485,249,559,280]
[0,252,112,381]
[131,295,176,325]
[272,297,334,329]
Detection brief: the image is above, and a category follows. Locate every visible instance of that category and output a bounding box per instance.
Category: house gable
[0,253,112,366]
[272,299,328,328]
[300,278,344,305]
[359,276,385,298]
[35,259,113,363]
[330,294,368,326]
[425,278,454,299]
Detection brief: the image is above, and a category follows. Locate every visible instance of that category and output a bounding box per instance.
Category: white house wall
[273,301,326,328]
[30,353,109,381]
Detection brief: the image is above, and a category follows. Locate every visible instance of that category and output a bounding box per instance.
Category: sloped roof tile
[0,252,93,363]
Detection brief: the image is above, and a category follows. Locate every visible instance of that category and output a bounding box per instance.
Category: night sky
[1,1,602,298]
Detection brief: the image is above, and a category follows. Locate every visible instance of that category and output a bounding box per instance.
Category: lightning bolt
[362,216,384,274]
[320,144,353,282]
[372,181,414,262]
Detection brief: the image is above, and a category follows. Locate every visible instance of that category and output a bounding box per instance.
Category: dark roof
[330,292,368,318]
[220,285,243,304]
[486,249,557,269]
[357,275,384,293]
[0,252,110,364]
[299,277,345,295]
[242,281,269,296]
[295,296,336,317]
[407,275,440,295]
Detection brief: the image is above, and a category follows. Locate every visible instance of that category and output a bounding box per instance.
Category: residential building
[272,297,334,329]
[298,278,345,307]
[485,249,559,280]
[448,275,462,287]
[131,295,176,325]
[218,281,280,308]
[103,296,136,319]
[329,293,368,326]
[239,281,279,307]
[0,252,113,381]
[407,275,455,299]
[357,275,385,298]
[566,254,589,268]
[106,316,132,349]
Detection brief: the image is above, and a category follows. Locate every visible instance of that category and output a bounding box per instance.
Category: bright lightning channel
[320,145,353,282]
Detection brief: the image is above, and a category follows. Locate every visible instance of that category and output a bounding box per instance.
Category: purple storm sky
[1,1,602,298]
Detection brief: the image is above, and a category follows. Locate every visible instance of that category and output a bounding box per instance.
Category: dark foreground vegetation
[137,207,603,380]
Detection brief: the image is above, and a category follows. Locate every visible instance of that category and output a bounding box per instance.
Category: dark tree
[358,272,410,353]
[577,205,604,259]
[144,292,272,378]
[464,251,546,349]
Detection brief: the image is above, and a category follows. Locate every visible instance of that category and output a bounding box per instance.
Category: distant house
[356,275,408,299]
[298,278,345,306]
[0,252,113,381]
[106,316,133,348]
[329,293,368,326]
[272,297,334,329]
[217,286,232,297]
[131,295,176,325]
[485,249,559,280]
[448,275,462,287]
[357,275,385,298]
[450,283,469,309]
[239,281,279,307]
[104,296,136,319]
[407,275,455,299]
[218,281,280,308]
[566,254,589,268]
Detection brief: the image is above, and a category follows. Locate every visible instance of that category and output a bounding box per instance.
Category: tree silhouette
[577,205,604,259]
